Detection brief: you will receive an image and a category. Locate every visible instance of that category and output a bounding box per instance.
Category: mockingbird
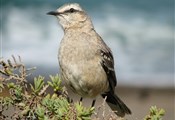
[47,3,131,117]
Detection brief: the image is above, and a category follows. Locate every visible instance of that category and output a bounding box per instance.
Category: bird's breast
[58,40,108,97]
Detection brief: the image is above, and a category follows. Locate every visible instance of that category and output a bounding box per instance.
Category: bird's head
[47,3,93,30]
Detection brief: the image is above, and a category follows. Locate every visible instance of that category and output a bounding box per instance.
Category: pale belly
[60,59,109,98]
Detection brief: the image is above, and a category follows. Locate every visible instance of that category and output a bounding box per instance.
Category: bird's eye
[69,8,75,13]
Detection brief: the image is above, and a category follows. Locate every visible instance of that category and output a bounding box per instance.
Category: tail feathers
[101,92,131,117]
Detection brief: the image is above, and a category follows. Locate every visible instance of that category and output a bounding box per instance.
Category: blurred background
[1,0,174,119]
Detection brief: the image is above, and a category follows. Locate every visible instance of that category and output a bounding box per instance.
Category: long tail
[101,92,131,117]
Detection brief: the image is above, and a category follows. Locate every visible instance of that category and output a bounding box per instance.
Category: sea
[1,0,174,88]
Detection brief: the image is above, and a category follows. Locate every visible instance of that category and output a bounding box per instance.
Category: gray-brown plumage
[47,3,131,117]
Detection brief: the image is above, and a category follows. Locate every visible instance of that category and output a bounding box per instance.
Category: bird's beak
[47,11,60,16]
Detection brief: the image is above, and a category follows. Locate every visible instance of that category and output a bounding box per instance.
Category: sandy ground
[1,86,174,120]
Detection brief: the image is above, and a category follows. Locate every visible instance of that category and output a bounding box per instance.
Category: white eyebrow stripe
[57,3,83,13]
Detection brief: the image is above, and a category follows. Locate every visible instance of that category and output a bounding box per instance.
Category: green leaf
[31,75,45,95]
[48,74,62,92]
[144,106,165,120]
[35,106,46,120]
[0,82,4,92]
[0,82,4,89]
[7,82,15,88]
[75,102,94,120]
[14,85,23,102]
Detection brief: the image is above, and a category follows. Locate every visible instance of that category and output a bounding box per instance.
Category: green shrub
[0,56,165,120]
[144,106,165,120]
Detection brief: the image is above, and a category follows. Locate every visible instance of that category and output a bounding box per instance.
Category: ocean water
[1,0,174,87]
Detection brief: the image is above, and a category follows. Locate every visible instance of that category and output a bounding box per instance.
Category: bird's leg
[91,99,96,107]
[67,97,73,103]
[79,97,83,104]
[80,97,83,102]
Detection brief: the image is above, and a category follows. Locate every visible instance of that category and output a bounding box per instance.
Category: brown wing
[97,36,117,93]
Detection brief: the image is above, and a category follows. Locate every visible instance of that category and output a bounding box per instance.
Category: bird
[47,3,131,117]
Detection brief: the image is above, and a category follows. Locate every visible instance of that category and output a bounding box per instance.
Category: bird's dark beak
[47,11,60,16]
